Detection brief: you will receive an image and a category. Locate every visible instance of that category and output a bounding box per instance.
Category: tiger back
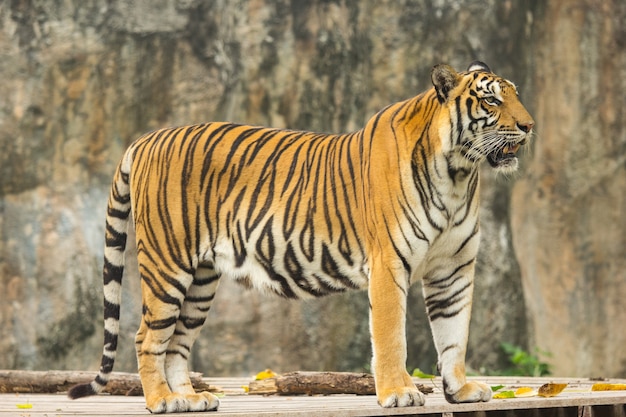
[69,61,534,413]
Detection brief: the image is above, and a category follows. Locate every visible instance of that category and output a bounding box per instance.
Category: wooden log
[248,371,433,396]
[0,370,214,395]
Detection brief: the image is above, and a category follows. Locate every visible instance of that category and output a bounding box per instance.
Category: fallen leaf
[241,385,250,393]
[255,369,279,381]
[16,404,32,409]
[493,390,515,399]
[514,386,537,397]
[591,383,626,391]
[491,384,505,392]
[538,383,567,397]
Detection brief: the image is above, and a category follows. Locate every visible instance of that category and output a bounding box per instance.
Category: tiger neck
[403,95,482,228]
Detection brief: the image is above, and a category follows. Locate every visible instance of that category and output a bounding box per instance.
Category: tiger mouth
[487,141,524,168]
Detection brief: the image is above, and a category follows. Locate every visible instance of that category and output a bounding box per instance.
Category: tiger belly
[210,235,369,299]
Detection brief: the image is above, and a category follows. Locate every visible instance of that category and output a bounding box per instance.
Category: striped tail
[68,154,132,399]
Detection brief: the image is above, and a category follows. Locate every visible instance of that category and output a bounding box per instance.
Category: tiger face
[433,61,535,174]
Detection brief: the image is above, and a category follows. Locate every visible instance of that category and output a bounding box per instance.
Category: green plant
[500,342,552,377]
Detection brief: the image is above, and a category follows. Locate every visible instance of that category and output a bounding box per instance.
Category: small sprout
[411,368,435,379]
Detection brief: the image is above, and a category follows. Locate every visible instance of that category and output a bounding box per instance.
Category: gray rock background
[0,0,624,378]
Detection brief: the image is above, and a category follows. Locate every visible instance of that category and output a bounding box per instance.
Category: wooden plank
[2,392,626,417]
[0,377,624,417]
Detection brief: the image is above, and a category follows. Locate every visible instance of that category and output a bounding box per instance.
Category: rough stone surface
[0,0,622,379]
[512,0,626,377]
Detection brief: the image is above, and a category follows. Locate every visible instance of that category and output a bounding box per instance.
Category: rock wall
[0,0,622,378]
[512,0,626,377]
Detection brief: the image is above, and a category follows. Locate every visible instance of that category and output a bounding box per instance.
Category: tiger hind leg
[134,265,218,414]
[164,265,221,412]
[135,299,186,413]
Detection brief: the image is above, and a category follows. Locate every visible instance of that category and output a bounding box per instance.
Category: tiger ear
[467,61,491,73]
[431,64,460,103]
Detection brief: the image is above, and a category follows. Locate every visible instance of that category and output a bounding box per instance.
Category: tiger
[68,61,534,413]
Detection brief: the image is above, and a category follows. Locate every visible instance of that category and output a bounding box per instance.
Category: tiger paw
[185,392,220,412]
[146,392,188,414]
[444,380,492,403]
[146,392,220,413]
[377,386,425,408]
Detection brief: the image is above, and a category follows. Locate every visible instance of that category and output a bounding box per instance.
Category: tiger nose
[516,121,534,133]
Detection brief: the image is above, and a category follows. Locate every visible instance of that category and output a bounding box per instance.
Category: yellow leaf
[515,386,536,397]
[255,369,279,380]
[16,403,32,409]
[241,385,249,393]
[591,383,626,391]
[538,383,567,397]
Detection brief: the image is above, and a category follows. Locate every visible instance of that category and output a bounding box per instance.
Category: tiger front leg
[423,262,491,404]
[369,259,424,408]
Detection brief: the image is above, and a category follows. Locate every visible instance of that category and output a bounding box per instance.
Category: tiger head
[431,61,534,173]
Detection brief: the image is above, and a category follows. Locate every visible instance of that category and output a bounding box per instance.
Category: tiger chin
[68,61,533,413]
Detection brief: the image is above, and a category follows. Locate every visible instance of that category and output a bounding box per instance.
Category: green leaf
[411,368,435,379]
[491,384,505,392]
[493,390,516,399]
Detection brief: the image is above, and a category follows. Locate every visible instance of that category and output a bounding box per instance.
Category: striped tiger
[69,61,534,413]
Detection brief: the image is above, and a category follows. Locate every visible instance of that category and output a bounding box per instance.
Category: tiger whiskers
[462,130,528,162]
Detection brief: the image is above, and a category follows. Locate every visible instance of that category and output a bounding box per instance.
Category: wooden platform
[1,377,625,416]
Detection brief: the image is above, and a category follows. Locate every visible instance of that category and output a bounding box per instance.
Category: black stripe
[166,349,189,360]
[320,244,360,290]
[95,373,110,386]
[428,301,471,321]
[233,221,247,267]
[103,258,123,284]
[147,316,178,330]
[453,172,479,227]
[179,316,206,330]
[139,265,183,308]
[103,298,120,320]
[382,214,412,276]
[454,222,479,255]
[425,281,472,321]
[299,208,316,262]
[99,355,115,374]
[283,172,306,239]
[245,168,276,240]
[262,267,297,299]
[186,293,216,303]
[424,258,475,289]
[192,275,219,286]
[255,217,275,265]
[103,328,118,351]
